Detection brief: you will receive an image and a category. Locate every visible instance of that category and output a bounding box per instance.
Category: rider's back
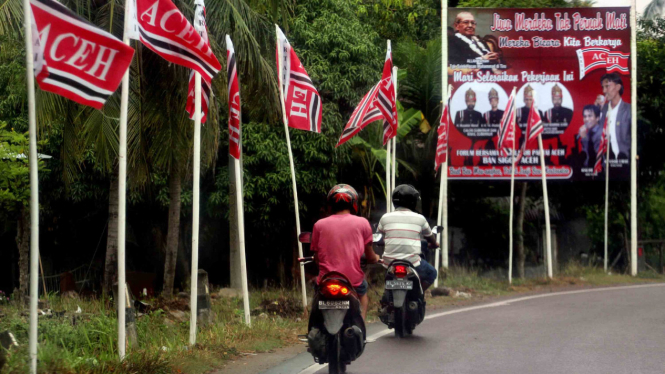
[379,208,432,266]
[311,213,372,287]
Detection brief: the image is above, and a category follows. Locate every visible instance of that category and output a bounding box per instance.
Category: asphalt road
[283,284,665,374]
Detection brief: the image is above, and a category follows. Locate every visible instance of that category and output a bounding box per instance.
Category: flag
[276,25,322,133]
[594,116,609,174]
[336,83,382,146]
[29,0,134,109]
[185,0,212,123]
[497,88,518,159]
[576,47,629,80]
[227,36,241,160]
[129,0,221,83]
[378,46,398,145]
[435,102,451,171]
[524,99,543,148]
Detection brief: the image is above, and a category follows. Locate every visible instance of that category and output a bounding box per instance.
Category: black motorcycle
[298,233,366,374]
[378,226,441,338]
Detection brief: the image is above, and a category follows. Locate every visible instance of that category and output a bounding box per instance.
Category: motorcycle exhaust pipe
[342,326,364,361]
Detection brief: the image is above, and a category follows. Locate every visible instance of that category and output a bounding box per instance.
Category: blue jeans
[415,259,437,287]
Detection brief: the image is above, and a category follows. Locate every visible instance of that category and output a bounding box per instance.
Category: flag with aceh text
[185,0,212,123]
[594,116,609,174]
[497,87,520,162]
[276,25,323,133]
[435,102,451,171]
[30,0,134,109]
[378,45,398,145]
[227,36,241,160]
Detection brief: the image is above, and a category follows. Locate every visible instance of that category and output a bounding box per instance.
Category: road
[263,284,665,374]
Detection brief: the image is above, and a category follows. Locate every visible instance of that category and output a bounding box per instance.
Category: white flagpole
[604,133,611,273]
[392,65,398,209]
[189,72,202,345]
[276,25,307,310]
[630,0,638,276]
[117,0,133,361]
[386,139,391,213]
[22,1,39,371]
[538,135,553,279]
[508,113,516,285]
[234,156,251,325]
[437,1,450,286]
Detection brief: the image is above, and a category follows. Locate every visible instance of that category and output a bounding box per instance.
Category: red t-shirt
[310,213,372,287]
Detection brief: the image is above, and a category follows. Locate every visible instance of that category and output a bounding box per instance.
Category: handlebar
[298,256,314,263]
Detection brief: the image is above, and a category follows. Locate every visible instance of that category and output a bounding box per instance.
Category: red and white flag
[576,47,629,80]
[594,116,609,174]
[276,26,322,133]
[378,46,398,145]
[336,83,383,146]
[227,36,241,160]
[185,0,212,123]
[336,44,397,147]
[435,101,451,171]
[524,98,543,148]
[29,0,134,109]
[497,87,519,160]
[128,0,221,83]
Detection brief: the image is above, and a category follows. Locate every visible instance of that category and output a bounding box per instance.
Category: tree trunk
[16,206,30,298]
[163,165,182,296]
[515,182,528,279]
[229,154,242,289]
[103,171,119,295]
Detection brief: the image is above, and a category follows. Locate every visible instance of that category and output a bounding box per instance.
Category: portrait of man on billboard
[448,11,503,74]
[544,84,573,126]
[454,88,486,128]
[516,85,543,126]
[600,72,631,160]
[578,104,603,168]
[483,88,504,127]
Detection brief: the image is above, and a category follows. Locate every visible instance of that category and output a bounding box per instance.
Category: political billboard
[447,7,632,181]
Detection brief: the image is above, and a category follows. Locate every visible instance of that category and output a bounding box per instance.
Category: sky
[595,0,650,14]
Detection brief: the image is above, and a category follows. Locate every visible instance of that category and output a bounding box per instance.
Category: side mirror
[372,233,383,243]
[299,232,312,244]
[432,226,443,235]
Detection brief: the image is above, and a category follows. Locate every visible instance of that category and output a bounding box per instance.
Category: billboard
[447,8,632,181]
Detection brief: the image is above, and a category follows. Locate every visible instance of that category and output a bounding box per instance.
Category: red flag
[276,26,322,133]
[130,0,221,83]
[378,46,398,145]
[524,99,543,148]
[29,0,134,109]
[185,0,212,123]
[594,116,609,174]
[435,102,451,171]
[576,47,629,80]
[497,88,518,159]
[227,36,241,160]
[336,83,382,146]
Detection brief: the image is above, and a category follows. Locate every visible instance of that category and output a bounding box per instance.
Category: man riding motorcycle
[311,184,380,320]
[378,185,438,312]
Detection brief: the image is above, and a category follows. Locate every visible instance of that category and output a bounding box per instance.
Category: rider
[379,185,439,303]
[311,184,381,320]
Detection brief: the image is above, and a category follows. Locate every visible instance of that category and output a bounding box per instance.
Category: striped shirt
[378,208,433,266]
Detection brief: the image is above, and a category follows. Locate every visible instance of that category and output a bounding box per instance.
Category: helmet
[327,184,359,214]
[392,184,420,211]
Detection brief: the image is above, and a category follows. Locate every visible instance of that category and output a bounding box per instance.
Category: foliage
[356,0,441,43]
[0,123,31,214]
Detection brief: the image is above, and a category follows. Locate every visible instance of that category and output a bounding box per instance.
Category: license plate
[318,300,350,310]
[385,280,413,290]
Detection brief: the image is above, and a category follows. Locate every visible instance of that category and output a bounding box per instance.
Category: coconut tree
[1,0,290,295]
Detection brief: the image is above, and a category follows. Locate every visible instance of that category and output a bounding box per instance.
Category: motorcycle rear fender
[322,309,347,335]
[391,289,408,308]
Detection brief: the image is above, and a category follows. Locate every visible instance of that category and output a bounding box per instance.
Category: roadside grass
[1,265,663,373]
[0,289,308,374]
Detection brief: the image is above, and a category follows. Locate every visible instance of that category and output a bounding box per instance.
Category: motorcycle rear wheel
[327,333,346,374]
[394,307,405,338]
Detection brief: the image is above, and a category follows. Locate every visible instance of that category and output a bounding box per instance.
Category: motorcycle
[378,226,442,338]
[298,232,367,374]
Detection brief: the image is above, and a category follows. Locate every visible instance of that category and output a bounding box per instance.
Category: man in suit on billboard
[599,72,631,160]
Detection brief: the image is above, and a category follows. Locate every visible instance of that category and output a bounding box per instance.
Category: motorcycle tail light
[323,282,350,298]
[394,265,408,278]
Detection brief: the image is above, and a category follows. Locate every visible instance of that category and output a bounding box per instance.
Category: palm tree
[1,0,290,295]
[645,0,664,19]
